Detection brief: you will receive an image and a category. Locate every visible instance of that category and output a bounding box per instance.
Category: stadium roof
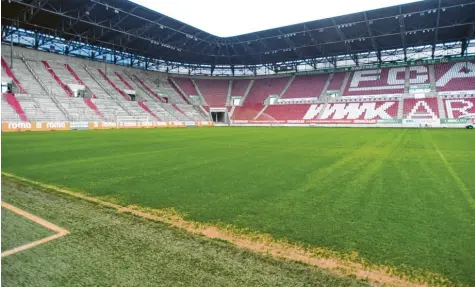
[2,0,475,66]
[129,0,424,37]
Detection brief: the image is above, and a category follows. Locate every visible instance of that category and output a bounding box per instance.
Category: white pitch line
[1,201,70,258]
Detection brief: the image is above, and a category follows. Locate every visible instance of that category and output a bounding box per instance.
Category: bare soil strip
[2,172,449,287]
[1,201,70,258]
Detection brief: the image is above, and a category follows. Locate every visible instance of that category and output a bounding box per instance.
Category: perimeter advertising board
[2,122,70,132]
[2,121,214,132]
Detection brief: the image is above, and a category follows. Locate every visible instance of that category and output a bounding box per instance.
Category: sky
[130,0,423,37]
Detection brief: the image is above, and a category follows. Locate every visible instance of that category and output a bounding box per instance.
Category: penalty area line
[1,201,70,258]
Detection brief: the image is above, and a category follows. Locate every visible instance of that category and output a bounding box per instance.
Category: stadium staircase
[240,80,255,105]
[404,67,410,94]
[397,97,404,119]
[168,77,192,104]
[437,97,447,118]
[320,73,333,98]
[115,72,134,90]
[42,61,110,121]
[229,105,236,117]
[3,93,28,121]
[98,68,130,101]
[316,101,329,119]
[278,76,296,98]
[1,93,22,121]
[429,65,437,93]
[171,103,191,120]
[170,77,209,118]
[339,72,351,97]
[20,54,72,120]
[190,79,209,106]
[138,101,160,120]
[254,105,269,120]
[84,65,133,117]
[42,61,73,97]
[1,56,27,93]
[226,80,233,106]
[65,64,97,98]
[124,71,162,102]
[84,98,105,120]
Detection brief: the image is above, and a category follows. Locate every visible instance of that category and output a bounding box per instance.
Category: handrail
[19,54,73,121]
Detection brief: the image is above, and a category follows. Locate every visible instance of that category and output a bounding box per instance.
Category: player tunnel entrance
[209,108,229,125]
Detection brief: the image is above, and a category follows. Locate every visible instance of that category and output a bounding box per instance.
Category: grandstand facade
[1,0,475,128]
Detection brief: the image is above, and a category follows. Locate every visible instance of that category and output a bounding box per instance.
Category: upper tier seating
[47,61,82,88]
[343,67,407,96]
[326,72,346,92]
[231,80,250,96]
[403,98,440,119]
[408,65,430,84]
[28,60,67,97]
[130,70,186,103]
[435,61,475,92]
[68,64,113,100]
[87,66,124,100]
[195,79,229,106]
[234,77,290,120]
[10,58,44,95]
[245,77,290,104]
[281,74,329,99]
[172,77,198,96]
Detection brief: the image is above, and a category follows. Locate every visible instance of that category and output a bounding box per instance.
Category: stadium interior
[1,0,474,128]
[1,1,475,287]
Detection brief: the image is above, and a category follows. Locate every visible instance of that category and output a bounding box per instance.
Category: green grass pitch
[1,177,370,287]
[2,127,475,286]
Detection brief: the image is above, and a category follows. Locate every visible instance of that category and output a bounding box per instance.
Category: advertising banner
[168,121,185,127]
[377,119,403,124]
[403,119,440,125]
[184,121,196,127]
[1,122,70,132]
[2,121,216,132]
[70,122,89,130]
[440,118,470,124]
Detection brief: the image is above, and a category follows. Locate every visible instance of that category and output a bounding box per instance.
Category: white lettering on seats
[319,102,396,120]
[348,68,405,92]
[407,101,438,119]
[349,70,380,87]
[436,62,475,87]
[387,67,406,85]
[445,99,475,118]
[408,66,429,84]
[46,122,66,128]
[8,122,32,129]
[303,104,324,120]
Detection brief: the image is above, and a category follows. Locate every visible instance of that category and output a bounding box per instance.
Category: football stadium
[1,0,475,286]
